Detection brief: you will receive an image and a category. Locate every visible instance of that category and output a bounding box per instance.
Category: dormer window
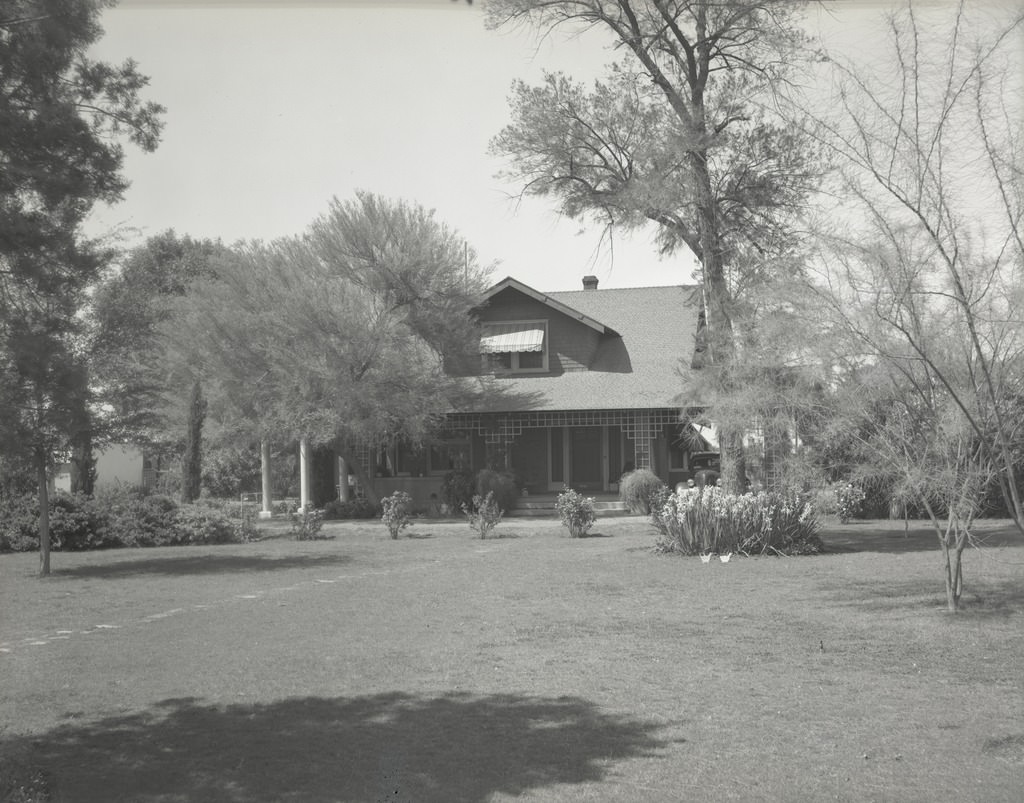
[480,320,548,373]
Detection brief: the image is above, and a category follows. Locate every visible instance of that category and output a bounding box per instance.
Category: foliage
[89,232,231,449]
[795,2,1024,609]
[0,0,164,575]
[475,469,518,514]
[0,488,254,552]
[555,487,596,538]
[289,507,326,541]
[441,468,475,513]
[156,194,491,509]
[323,498,378,520]
[833,482,866,524]
[653,487,821,557]
[200,442,262,499]
[381,491,414,539]
[618,469,666,515]
[464,491,504,539]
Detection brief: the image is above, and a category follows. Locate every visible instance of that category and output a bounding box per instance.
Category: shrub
[289,507,326,540]
[555,487,596,538]
[619,468,666,514]
[0,492,36,552]
[323,498,378,519]
[441,469,475,513]
[465,491,503,539]
[653,487,822,557]
[0,487,255,551]
[475,469,518,514]
[834,481,866,523]
[381,491,413,539]
[177,503,255,544]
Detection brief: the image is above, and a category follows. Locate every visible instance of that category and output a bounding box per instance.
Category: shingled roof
[471,280,702,413]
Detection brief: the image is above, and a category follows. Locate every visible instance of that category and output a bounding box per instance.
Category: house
[313,274,712,511]
[53,444,156,493]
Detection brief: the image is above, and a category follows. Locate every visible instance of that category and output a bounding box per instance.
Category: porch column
[259,439,273,519]
[338,456,350,502]
[299,438,311,511]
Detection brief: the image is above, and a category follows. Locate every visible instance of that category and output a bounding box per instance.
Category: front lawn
[1,516,1022,801]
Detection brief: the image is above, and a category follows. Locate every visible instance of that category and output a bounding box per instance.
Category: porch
[505,493,631,518]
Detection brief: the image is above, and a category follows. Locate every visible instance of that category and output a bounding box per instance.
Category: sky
[83,0,1014,292]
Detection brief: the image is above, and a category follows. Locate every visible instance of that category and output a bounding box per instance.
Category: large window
[480,320,548,373]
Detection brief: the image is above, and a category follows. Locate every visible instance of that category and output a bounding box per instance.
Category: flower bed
[652,486,822,556]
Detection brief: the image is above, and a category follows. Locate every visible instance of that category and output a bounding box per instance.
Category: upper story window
[480,320,548,373]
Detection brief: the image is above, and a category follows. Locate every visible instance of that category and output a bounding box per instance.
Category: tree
[90,231,230,446]
[799,1,1024,609]
[161,193,492,504]
[486,0,819,490]
[180,380,206,502]
[0,0,163,575]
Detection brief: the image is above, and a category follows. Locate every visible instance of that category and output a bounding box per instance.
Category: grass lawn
[1,515,1022,802]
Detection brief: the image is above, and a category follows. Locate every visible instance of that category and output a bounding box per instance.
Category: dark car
[690,451,720,489]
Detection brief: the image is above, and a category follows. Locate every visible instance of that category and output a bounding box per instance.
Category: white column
[259,440,273,519]
[338,456,350,502]
[299,438,311,511]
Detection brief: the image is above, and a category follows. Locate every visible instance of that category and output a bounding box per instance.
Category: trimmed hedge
[323,498,378,519]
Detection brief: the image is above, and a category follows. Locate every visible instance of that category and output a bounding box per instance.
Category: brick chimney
[582,275,599,290]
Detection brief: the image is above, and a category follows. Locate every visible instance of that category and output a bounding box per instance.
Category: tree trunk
[69,429,95,495]
[941,537,965,613]
[691,152,746,492]
[181,380,206,503]
[37,453,51,577]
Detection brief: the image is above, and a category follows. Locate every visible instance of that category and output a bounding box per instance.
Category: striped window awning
[479,323,545,353]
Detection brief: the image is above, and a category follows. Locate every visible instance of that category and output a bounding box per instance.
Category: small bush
[441,469,475,513]
[834,481,866,523]
[619,468,666,514]
[0,493,48,552]
[381,491,413,539]
[555,487,597,538]
[289,507,326,540]
[475,469,518,514]
[465,491,503,539]
[323,498,378,519]
[178,504,255,544]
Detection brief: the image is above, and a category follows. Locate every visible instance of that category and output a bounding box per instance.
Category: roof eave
[482,276,618,336]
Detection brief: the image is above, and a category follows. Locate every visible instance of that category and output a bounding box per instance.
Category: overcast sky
[84,0,1010,291]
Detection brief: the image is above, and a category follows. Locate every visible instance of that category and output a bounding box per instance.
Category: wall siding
[481,289,601,373]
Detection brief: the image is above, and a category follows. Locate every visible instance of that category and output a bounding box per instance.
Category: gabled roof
[470,280,703,413]
[483,276,617,336]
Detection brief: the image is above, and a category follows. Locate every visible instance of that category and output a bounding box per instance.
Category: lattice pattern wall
[445,408,684,470]
[447,408,681,432]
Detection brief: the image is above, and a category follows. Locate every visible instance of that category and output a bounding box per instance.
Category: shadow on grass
[824,576,1024,618]
[819,521,1021,554]
[53,553,353,580]
[17,692,668,802]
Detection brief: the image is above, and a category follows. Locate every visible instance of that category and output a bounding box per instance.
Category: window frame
[481,319,549,374]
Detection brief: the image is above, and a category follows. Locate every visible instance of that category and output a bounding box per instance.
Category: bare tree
[799,1,1024,609]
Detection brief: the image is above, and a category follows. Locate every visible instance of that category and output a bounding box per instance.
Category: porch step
[505,496,631,518]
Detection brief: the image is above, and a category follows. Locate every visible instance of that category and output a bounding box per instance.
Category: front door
[570,427,604,490]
